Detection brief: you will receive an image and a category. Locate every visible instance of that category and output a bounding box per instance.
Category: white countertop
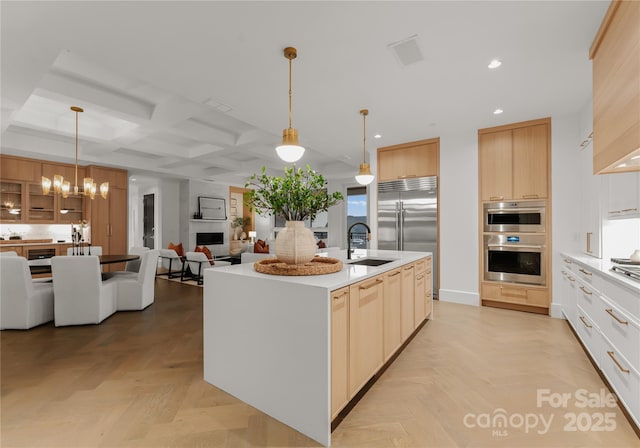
[210,249,431,290]
[562,252,640,294]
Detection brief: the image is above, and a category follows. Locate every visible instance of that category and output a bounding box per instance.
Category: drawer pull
[607,351,630,374]
[605,309,629,325]
[425,270,432,274]
[388,271,401,277]
[578,268,592,276]
[404,266,413,271]
[568,276,575,282]
[522,194,539,199]
[333,291,348,299]
[416,274,425,280]
[621,208,637,213]
[563,258,572,264]
[489,196,505,200]
[359,279,383,290]
[579,286,592,296]
[579,316,592,329]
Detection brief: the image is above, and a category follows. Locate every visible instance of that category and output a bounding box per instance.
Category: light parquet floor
[1,279,638,447]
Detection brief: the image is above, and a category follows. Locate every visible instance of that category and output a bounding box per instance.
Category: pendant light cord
[288,57,293,129]
[74,109,79,189]
[362,112,367,163]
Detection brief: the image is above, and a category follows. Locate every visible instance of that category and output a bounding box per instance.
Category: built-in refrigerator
[378,176,437,294]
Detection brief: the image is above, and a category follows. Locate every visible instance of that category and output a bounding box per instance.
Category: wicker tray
[254,256,343,276]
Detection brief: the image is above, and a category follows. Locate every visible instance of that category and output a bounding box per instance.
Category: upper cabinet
[478,118,550,201]
[0,155,41,182]
[590,0,640,173]
[377,138,439,182]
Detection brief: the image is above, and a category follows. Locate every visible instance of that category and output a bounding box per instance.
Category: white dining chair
[66,246,103,256]
[0,251,18,257]
[0,256,54,330]
[51,256,118,326]
[113,250,159,311]
[124,246,150,273]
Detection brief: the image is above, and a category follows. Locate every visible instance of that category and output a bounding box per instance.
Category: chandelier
[275,47,305,163]
[355,109,375,185]
[41,106,108,200]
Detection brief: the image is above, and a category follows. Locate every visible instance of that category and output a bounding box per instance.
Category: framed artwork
[198,197,227,220]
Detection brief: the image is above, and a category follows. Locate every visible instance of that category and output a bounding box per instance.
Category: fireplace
[196,232,224,246]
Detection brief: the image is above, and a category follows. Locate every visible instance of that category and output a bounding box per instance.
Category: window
[347,186,368,249]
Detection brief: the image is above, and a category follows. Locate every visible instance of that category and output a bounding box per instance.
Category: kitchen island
[203,249,432,446]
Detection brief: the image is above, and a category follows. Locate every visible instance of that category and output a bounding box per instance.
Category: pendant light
[41,106,109,200]
[275,47,305,163]
[355,109,375,185]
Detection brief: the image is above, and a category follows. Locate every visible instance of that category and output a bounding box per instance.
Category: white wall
[158,178,181,249]
[183,180,230,258]
[438,130,480,306]
[550,113,582,317]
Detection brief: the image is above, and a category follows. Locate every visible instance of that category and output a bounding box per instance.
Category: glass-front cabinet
[27,183,55,223]
[58,195,84,224]
[0,181,23,222]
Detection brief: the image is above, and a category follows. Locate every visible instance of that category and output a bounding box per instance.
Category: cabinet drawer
[575,279,601,320]
[575,305,600,366]
[596,297,640,373]
[482,283,548,307]
[414,257,430,274]
[596,276,640,318]
[600,335,640,428]
[575,263,597,286]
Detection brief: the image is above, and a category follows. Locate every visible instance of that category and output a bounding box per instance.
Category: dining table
[29,254,140,275]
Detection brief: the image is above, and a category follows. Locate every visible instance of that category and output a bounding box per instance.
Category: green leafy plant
[230,217,251,228]
[245,165,344,222]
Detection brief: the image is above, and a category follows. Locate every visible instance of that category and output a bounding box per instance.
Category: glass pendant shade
[53,175,64,194]
[276,127,305,163]
[100,182,109,199]
[355,163,375,185]
[41,176,52,195]
[61,181,71,198]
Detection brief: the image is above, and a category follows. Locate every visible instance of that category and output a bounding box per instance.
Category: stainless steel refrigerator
[378,176,437,294]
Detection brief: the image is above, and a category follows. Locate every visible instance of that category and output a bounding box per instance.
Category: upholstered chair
[158,249,184,279]
[51,256,118,326]
[183,251,230,285]
[124,246,150,273]
[113,250,159,311]
[0,256,54,330]
[0,251,18,257]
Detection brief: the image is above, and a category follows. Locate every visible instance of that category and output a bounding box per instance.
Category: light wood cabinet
[513,124,549,200]
[479,130,512,201]
[0,245,23,255]
[331,287,349,419]
[478,118,550,201]
[27,183,55,223]
[383,268,402,361]
[425,258,433,318]
[414,269,426,328]
[400,264,415,341]
[349,275,384,397]
[0,155,41,182]
[377,138,439,182]
[481,282,549,310]
[590,0,640,174]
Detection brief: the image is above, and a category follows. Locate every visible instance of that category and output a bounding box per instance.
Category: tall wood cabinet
[478,118,550,201]
[86,166,128,267]
[331,287,349,420]
[590,0,640,174]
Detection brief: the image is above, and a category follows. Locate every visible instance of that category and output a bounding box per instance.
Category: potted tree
[245,165,343,265]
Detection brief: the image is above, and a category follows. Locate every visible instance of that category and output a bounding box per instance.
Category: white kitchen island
[203,249,432,446]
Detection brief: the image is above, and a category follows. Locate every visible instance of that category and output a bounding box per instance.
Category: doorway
[143,193,155,249]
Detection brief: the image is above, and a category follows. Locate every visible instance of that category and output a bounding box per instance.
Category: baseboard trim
[549,302,565,319]
[438,289,479,306]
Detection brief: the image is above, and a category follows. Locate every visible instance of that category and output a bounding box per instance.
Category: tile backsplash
[602,217,640,260]
[0,224,85,242]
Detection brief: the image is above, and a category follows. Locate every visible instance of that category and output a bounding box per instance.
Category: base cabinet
[349,276,384,397]
[401,264,415,340]
[383,269,402,361]
[562,254,640,431]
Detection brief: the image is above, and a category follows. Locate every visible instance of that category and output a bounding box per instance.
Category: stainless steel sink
[347,258,395,267]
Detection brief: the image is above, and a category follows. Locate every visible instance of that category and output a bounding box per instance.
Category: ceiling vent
[388,34,424,67]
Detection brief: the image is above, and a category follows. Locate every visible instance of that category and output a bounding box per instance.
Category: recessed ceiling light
[130,178,137,182]
[493,109,504,115]
[617,163,627,168]
[631,155,640,160]
[374,134,382,139]
[488,59,502,69]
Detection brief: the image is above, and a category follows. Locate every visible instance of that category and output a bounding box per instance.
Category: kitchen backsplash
[602,217,640,260]
[0,224,81,242]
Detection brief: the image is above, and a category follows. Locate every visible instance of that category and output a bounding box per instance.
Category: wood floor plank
[1,279,638,447]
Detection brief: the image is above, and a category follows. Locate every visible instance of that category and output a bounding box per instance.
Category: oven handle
[486,208,543,214]
[487,244,544,250]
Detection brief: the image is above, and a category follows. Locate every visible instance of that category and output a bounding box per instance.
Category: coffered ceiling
[1,1,608,185]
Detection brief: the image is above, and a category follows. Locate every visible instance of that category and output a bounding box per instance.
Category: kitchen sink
[347,258,395,267]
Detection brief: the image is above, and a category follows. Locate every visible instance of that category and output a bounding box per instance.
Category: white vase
[275,221,316,265]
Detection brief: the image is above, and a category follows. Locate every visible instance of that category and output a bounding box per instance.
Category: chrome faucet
[347,222,371,260]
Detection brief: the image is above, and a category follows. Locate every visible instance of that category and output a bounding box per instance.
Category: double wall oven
[483,201,547,286]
